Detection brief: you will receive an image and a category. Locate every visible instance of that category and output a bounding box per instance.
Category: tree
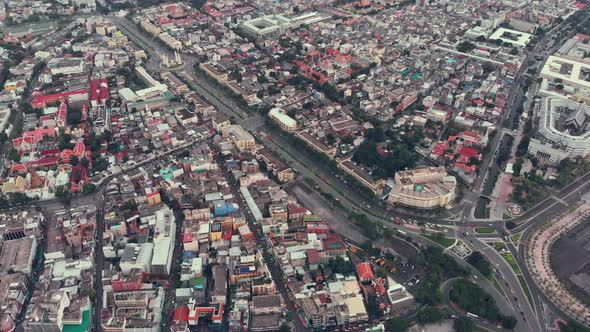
[450,278,516,328]
[466,251,492,277]
[8,149,20,163]
[501,315,517,329]
[278,322,291,332]
[59,134,75,150]
[366,294,384,319]
[366,127,385,142]
[80,157,90,168]
[457,41,476,53]
[67,108,83,125]
[8,193,32,206]
[328,256,355,275]
[82,182,96,194]
[326,133,336,145]
[558,320,590,332]
[69,156,79,166]
[55,185,71,205]
[416,307,444,324]
[454,317,476,332]
[385,317,410,332]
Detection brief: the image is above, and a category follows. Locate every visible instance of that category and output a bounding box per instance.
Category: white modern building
[489,27,532,48]
[240,12,330,38]
[528,97,590,165]
[119,243,154,275]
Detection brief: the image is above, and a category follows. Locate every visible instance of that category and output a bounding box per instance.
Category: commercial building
[387,167,456,209]
[26,290,71,332]
[199,62,229,83]
[240,12,330,39]
[222,125,256,151]
[0,235,37,275]
[527,97,590,165]
[159,32,182,50]
[386,277,415,312]
[0,273,27,332]
[489,27,532,48]
[240,15,292,38]
[120,243,154,275]
[135,66,160,87]
[212,264,227,304]
[337,158,385,195]
[269,108,297,133]
[540,56,590,91]
[46,57,85,75]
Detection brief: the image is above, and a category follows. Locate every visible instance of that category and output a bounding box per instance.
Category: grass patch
[510,233,522,243]
[517,275,533,307]
[474,227,496,234]
[492,242,507,252]
[489,275,508,300]
[501,253,522,275]
[422,233,455,248]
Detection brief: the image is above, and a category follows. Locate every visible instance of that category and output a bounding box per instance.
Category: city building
[527,97,590,165]
[387,167,456,209]
[222,125,256,151]
[269,108,297,133]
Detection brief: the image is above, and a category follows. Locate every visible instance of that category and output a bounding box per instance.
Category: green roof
[162,91,175,100]
[303,215,321,222]
[189,277,207,289]
[62,309,91,332]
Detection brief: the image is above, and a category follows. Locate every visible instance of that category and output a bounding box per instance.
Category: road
[93,193,106,332]
[441,277,513,332]
[462,236,540,332]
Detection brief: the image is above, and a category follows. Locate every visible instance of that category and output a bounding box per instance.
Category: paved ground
[552,217,590,279]
[526,203,590,324]
[408,320,454,332]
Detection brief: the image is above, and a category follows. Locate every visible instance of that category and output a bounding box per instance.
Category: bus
[466,312,479,319]
[397,230,407,236]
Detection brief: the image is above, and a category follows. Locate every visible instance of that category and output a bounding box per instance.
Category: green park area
[423,232,455,248]
[474,227,495,234]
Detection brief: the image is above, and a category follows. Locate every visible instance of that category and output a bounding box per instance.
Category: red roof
[457,146,478,158]
[458,130,481,143]
[173,306,189,321]
[183,233,193,243]
[455,163,477,172]
[31,157,59,167]
[288,204,308,215]
[40,149,60,156]
[356,262,374,281]
[306,249,320,265]
[99,78,109,101]
[12,136,36,148]
[31,89,86,108]
[431,141,448,156]
[90,79,99,102]
[11,164,27,172]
